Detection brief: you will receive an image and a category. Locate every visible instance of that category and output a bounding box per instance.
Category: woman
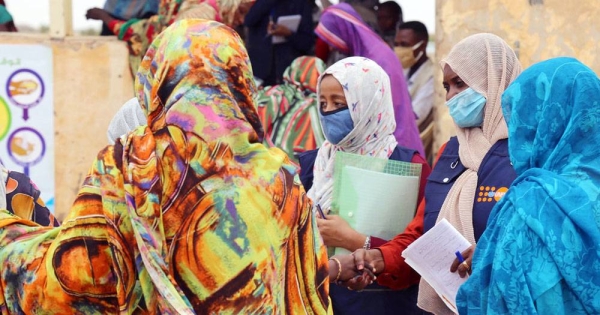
[255,56,326,162]
[344,33,522,314]
[0,19,329,314]
[315,3,423,156]
[457,58,600,314]
[0,165,59,226]
[86,0,254,75]
[299,56,431,315]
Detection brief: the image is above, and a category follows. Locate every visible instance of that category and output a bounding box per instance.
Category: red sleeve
[411,153,431,206]
[375,142,447,290]
[315,37,330,63]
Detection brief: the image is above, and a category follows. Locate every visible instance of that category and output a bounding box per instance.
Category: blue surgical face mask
[320,107,354,144]
[446,87,487,128]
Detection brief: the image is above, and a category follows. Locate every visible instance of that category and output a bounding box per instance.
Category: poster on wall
[0,45,54,213]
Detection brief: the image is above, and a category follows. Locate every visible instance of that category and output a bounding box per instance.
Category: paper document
[272,15,302,44]
[334,165,419,255]
[401,219,472,313]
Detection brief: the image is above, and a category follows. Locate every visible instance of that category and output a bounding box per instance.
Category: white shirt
[404,58,434,128]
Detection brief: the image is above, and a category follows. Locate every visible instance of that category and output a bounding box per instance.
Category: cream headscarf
[417,33,522,314]
[176,0,253,26]
[307,57,398,212]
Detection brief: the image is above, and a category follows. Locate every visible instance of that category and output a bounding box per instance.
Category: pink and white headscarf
[307,57,398,212]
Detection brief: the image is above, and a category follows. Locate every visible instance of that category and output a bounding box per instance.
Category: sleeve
[411,153,432,206]
[108,18,137,41]
[374,142,447,289]
[286,3,316,54]
[287,180,331,314]
[243,0,277,27]
[315,37,330,63]
[413,77,435,126]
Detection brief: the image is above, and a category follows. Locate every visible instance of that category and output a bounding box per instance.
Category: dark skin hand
[86,8,115,25]
[450,245,475,278]
[329,253,375,290]
[267,21,292,37]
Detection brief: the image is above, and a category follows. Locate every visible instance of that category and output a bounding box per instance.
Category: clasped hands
[329,249,384,291]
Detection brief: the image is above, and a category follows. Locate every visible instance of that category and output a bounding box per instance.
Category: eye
[335,102,347,109]
[320,101,327,110]
[456,80,465,88]
[443,83,449,93]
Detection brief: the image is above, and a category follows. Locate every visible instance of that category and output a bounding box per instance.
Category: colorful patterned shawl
[110,0,252,75]
[315,3,423,156]
[0,19,329,314]
[0,166,59,227]
[457,57,600,314]
[255,56,326,162]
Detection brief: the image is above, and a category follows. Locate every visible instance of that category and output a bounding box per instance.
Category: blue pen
[455,250,465,263]
[316,204,327,219]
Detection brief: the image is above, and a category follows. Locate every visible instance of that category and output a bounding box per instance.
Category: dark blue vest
[423,137,516,242]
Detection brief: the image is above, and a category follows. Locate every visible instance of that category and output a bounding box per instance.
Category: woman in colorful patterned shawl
[315,3,423,156]
[86,0,254,75]
[457,57,600,314]
[255,56,327,162]
[0,19,330,314]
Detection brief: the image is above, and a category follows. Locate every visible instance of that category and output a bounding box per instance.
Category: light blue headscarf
[457,57,600,314]
[0,5,13,25]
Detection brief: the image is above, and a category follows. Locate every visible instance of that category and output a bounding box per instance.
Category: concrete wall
[0,33,134,220]
[433,0,600,152]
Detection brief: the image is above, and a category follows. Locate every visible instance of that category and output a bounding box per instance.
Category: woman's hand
[316,215,364,251]
[329,253,376,291]
[267,21,293,37]
[86,8,114,25]
[450,245,475,278]
[352,248,385,275]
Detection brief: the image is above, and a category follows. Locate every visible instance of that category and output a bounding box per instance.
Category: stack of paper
[272,15,302,44]
[331,152,421,255]
[401,219,472,313]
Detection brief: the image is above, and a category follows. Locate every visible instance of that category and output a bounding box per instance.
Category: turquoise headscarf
[0,5,13,25]
[457,57,600,314]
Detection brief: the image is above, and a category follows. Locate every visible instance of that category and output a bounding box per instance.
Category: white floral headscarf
[307,57,398,212]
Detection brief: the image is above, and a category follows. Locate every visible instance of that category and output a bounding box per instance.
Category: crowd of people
[0,0,599,314]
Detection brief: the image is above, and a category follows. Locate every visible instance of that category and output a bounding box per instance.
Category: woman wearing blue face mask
[298,56,431,315]
[343,33,523,314]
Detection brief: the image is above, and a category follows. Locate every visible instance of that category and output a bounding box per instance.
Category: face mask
[394,40,424,69]
[446,87,487,128]
[319,107,354,144]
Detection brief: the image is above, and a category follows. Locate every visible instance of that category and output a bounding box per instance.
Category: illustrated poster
[0,45,55,212]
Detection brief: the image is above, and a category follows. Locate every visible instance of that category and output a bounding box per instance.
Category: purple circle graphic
[7,127,46,167]
[5,68,45,109]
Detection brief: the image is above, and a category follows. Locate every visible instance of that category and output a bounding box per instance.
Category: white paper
[272,14,302,44]
[334,165,419,255]
[402,219,472,313]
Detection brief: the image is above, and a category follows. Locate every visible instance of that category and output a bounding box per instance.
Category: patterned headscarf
[255,56,327,161]
[112,0,254,75]
[418,33,522,315]
[315,4,423,156]
[307,57,398,212]
[0,19,329,314]
[458,57,600,314]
